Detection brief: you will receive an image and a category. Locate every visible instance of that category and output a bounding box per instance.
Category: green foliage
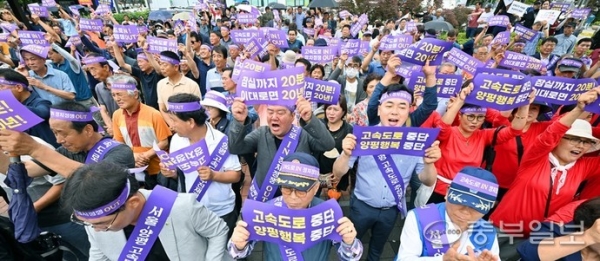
[113,10,149,23]
[337,0,399,21]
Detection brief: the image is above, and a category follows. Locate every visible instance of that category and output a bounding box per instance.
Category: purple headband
[460,106,487,114]
[221,26,229,31]
[201,44,212,51]
[160,55,180,65]
[267,104,296,112]
[229,44,239,49]
[279,161,320,180]
[205,92,227,106]
[50,107,98,122]
[74,179,130,218]
[379,91,412,104]
[425,32,437,38]
[137,53,148,60]
[559,59,583,68]
[82,56,107,65]
[167,101,202,112]
[0,78,26,88]
[513,42,526,47]
[111,83,137,91]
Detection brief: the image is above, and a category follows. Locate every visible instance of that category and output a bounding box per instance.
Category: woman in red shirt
[490,88,600,261]
[427,84,530,203]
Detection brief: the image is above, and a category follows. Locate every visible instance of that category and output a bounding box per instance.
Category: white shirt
[477,11,494,28]
[397,209,501,260]
[169,125,241,216]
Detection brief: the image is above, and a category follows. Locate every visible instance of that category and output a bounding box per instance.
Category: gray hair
[440,62,457,73]
[107,74,139,97]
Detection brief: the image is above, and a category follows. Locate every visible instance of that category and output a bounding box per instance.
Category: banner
[0,23,17,33]
[475,67,527,80]
[507,2,530,16]
[350,14,368,37]
[465,73,532,110]
[514,24,538,42]
[488,15,510,27]
[303,27,315,36]
[572,8,592,19]
[303,78,341,105]
[113,25,139,44]
[359,40,371,54]
[395,63,422,78]
[531,77,596,105]
[238,13,258,24]
[550,2,570,12]
[146,37,177,54]
[137,25,148,34]
[406,22,417,33]
[95,4,111,15]
[396,38,453,66]
[18,31,49,46]
[499,51,543,71]
[492,31,510,45]
[339,10,352,19]
[352,126,440,157]
[164,139,209,173]
[242,199,343,252]
[409,72,462,98]
[379,35,412,51]
[0,90,43,131]
[65,36,82,47]
[69,6,80,16]
[446,47,483,75]
[232,58,268,82]
[266,29,288,48]
[301,46,337,64]
[41,0,56,6]
[340,39,361,57]
[237,67,305,106]
[0,33,8,43]
[79,18,104,32]
[535,10,561,24]
[28,4,49,17]
[245,38,268,59]
[230,29,262,45]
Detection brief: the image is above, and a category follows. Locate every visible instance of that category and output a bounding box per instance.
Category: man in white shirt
[477,4,494,28]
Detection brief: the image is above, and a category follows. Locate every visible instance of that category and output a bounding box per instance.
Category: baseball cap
[314,38,328,47]
[275,152,320,191]
[447,167,499,214]
[558,58,583,73]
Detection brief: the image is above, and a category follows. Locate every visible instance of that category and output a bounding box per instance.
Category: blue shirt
[29,66,76,105]
[205,68,225,94]
[57,19,77,36]
[524,32,543,56]
[50,60,91,101]
[22,92,58,148]
[295,13,306,31]
[366,61,386,77]
[518,222,581,261]
[198,59,215,97]
[285,40,303,52]
[349,151,423,209]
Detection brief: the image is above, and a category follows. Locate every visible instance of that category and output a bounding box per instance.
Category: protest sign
[409,72,463,98]
[492,31,511,45]
[41,0,56,6]
[153,142,177,170]
[238,13,258,24]
[237,67,305,106]
[266,29,289,48]
[303,28,315,36]
[476,67,528,80]
[113,25,139,44]
[488,15,510,27]
[18,31,49,46]
[230,29,262,45]
[146,37,177,54]
[65,36,82,47]
[245,38,268,59]
[395,63,422,78]
[166,139,210,173]
[0,33,8,43]
[79,18,104,32]
[359,41,371,54]
[465,73,532,110]
[339,10,352,19]
[572,8,591,19]
[535,10,561,24]
[303,78,341,105]
[530,77,596,105]
[95,4,111,15]
[446,47,484,75]
[379,35,412,51]
[350,14,368,37]
[137,25,148,34]
[352,126,440,157]
[28,4,49,17]
[550,2,570,12]
[514,24,538,42]
[242,199,343,252]
[396,38,453,66]
[507,2,530,16]
[0,90,43,131]
[69,6,80,16]
[0,23,17,33]
[232,58,269,83]
[340,39,361,57]
[301,46,337,64]
[406,22,417,33]
[499,51,543,71]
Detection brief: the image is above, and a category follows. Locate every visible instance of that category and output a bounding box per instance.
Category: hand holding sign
[296,96,313,122]
[578,87,600,110]
[422,60,436,77]
[231,220,251,250]
[197,165,215,181]
[423,140,441,164]
[159,163,177,179]
[386,56,402,75]
[231,97,249,123]
[335,217,357,245]
[341,133,357,157]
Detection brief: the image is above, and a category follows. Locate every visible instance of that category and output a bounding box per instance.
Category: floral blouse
[347,99,369,126]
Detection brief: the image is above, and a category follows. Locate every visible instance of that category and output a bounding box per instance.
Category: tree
[337,0,399,21]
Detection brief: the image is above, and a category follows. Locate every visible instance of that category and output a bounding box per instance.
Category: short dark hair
[61,162,139,214]
[261,54,279,67]
[212,45,228,59]
[342,24,351,30]
[295,58,311,73]
[160,50,180,63]
[166,93,207,126]
[363,73,382,92]
[324,94,348,116]
[541,37,558,45]
[310,64,325,77]
[0,68,28,87]
[577,37,593,46]
[210,30,222,39]
[574,197,600,230]
[103,24,113,30]
[223,67,234,77]
[447,29,458,38]
[189,31,202,43]
[51,101,99,133]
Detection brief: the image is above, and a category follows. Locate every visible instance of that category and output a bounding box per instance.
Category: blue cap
[447,167,499,214]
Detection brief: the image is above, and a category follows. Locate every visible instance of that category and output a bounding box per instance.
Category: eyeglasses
[71,211,120,232]
[281,185,315,198]
[347,63,360,68]
[464,114,486,122]
[191,41,196,44]
[562,136,597,147]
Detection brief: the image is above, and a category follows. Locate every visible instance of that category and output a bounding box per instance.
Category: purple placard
[0,33,9,43]
[137,25,148,34]
[168,138,210,172]
[359,41,371,54]
[65,36,81,47]
[406,22,417,33]
[273,9,280,22]
[340,39,361,57]
[303,27,315,36]
[465,74,532,110]
[530,76,596,105]
[303,78,341,105]
[550,2,570,12]
[153,142,177,170]
[266,29,288,48]
[232,57,268,83]
[113,25,139,44]
[339,10,352,19]
[446,47,483,75]
[230,29,262,45]
[95,4,111,15]
[28,5,49,18]
[237,67,305,106]
[174,20,184,32]
[245,38,268,59]
[0,90,44,132]
[301,46,337,64]
[79,18,104,32]
[475,67,528,80]
[69,5,80,16]
[242,199,343,252]
[454,172,499,197]
[0,23,17,33]
[379,35,412,51]
[409,72,463,98]
[492,31,510,45]
[41,0,56,6]
[18,31,49,46]
[352,126,440,157]
[572,8,591,19]
[350,14,368,37]
[238,13,258,24]
[514,24,537,42]
[396,38,453,66]
[500,51,543,71]
[488,15,510,27]
[146,36,177,54]
[395,63,422,78]
[188,13,197,32]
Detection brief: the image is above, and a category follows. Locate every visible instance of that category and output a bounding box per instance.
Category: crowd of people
[0,1,598,261]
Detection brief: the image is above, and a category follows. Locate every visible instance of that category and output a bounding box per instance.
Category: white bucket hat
[200,91,229,113]
[565,119,598,142]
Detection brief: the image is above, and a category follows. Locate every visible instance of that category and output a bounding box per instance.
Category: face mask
[346,68,358,78]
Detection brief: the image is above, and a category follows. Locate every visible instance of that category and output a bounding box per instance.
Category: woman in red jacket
[427,84,531,203]
[490,87,600,261]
